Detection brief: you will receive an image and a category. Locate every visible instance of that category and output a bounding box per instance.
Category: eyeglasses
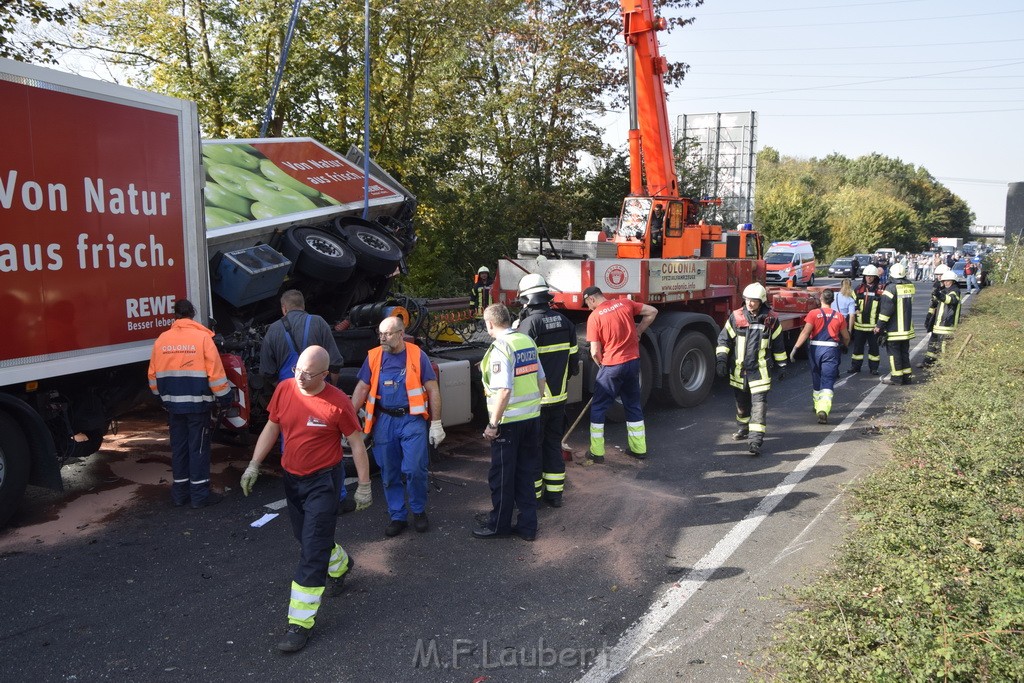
[293,367,328,381]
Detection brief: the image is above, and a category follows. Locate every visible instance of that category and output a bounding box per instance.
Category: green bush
[758,248,1024,682]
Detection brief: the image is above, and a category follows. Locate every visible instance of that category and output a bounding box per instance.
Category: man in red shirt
[583,286,658,461]
[789,290,851,424]
[239,346,373,653]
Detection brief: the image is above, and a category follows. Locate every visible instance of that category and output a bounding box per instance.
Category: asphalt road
[0,279,968,682]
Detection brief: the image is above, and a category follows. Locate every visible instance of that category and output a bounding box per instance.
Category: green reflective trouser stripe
[750,423,766,433]
[736,414,750,424]
[814,389,833,415]
[288,582,324,628]
[590,423,604,456]
[626,420,646,454]
[543,471,565,494]
[534,477,544,498]
[328,544,349,579]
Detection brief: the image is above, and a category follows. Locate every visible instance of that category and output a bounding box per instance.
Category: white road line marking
[578,334,930,682]
[677,424,696,431]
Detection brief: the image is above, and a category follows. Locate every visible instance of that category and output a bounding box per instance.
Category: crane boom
[621,0,678,198]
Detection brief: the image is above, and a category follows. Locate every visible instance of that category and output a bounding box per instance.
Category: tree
[1,0,75,62]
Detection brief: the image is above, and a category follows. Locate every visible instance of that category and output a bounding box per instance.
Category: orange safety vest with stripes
[363,341,430,433]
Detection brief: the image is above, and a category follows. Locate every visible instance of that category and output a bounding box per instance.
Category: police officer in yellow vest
[474,304,547,541]
[875,262,916,385]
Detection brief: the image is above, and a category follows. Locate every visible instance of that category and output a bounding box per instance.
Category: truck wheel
[281,226,357,283]
[0,413,31,528]
[663,332,714,408]
[337,218,404,275]
[605,346,653,423]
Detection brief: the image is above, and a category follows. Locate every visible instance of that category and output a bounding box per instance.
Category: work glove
[354,482,372,511]
[716,360,728,378]
[789,350,797,364]
[240,462,260,496]
[776,366,788,382]
[429,419,446,447]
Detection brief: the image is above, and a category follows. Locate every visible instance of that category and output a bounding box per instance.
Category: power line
[936,177,1012,185]
[679,38,1024,53]
[765,107,1024,117]
[676,58,1024,67]
[694,8,1024,31]
[697,0,932,16]
[680,85,1024,92]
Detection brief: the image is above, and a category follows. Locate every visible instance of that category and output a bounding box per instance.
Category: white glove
[429,419,446,447]
[354,482,372,511]
[240,462,260,496]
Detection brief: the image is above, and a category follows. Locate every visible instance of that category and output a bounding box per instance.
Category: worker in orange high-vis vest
[352,315,444,538]
[148,299,232,508]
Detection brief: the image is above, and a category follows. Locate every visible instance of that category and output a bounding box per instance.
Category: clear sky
[602,0,1023,226]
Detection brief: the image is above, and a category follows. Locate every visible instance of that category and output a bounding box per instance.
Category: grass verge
[756,244,1024,682]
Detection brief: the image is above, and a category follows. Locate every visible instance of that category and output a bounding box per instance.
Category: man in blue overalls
[351,316,445,538]
[790,289,851,424]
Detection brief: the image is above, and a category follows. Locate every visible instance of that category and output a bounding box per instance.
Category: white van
[764,240,817,287]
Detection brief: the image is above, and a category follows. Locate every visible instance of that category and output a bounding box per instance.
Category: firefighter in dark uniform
[715,283,788,456]
[848,264,884,375]
[514,273,579,508]
[875,262,916,385]
[921,270,961,367]
[473,266,493,315]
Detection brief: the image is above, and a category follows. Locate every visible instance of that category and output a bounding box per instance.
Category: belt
[810,340,839,347]
[377,405,409,417]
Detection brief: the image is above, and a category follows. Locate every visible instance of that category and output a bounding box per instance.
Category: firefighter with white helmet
[921,269,961,367]
[715,281,788,456]
[515,273,578,506]
[875,261,916,384]
[848,264,885,375]
[472,266,492,314]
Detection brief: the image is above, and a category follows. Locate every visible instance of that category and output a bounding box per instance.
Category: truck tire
[281,226,357,283]
[605,345,653,423]
[663,331,714,408]
[337,218,404,275]
[0,413,31,528]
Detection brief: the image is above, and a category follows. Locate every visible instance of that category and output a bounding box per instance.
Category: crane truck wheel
[281,226,357,283]
[0,413,31,528]
[662,331,715,408]
[604,345,653,423]
[335,218,404,276]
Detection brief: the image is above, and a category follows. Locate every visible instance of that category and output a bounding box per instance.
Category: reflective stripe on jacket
[853,282,883,331]
[517,306,578,405]
[363,342,429,433]
[482,332,542,423]
[715,306,787,395]
[148,318,230,413]
[877,279,916,341]
[931,287,961,336]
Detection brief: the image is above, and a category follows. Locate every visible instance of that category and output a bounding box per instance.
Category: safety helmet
[742,282,768,303]
[861,265,880,277]
[518,273,550,298]
[940,271,957,282]
[889,263,906,279]
[477,266,490,274]
[934,264,948,277]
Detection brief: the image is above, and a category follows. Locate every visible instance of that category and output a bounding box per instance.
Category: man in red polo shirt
[789,290,851,424]
[239,345,372,653]
[583,286,658,461]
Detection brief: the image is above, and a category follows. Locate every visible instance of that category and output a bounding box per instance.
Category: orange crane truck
[493,0,819,417]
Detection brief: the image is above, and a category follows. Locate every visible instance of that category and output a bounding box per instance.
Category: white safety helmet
[518,273,550,298]
[940,270,957,283]
[889,263,906,279]
[742,282,768,303]
[861,265,880,277]
[477,266,490,274]
[934,264,948,277]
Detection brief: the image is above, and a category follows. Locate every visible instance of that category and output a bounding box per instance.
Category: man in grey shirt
[260,289,344,387]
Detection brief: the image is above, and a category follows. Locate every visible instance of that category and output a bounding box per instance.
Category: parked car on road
[828,257,860,278]
[853,253,874,270]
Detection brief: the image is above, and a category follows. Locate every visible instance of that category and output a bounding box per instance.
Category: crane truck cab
[764,240,816,287]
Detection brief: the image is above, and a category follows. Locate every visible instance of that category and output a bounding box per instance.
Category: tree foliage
[70,0,703,296]
[1,0,75,62]
[755,147,974,261]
